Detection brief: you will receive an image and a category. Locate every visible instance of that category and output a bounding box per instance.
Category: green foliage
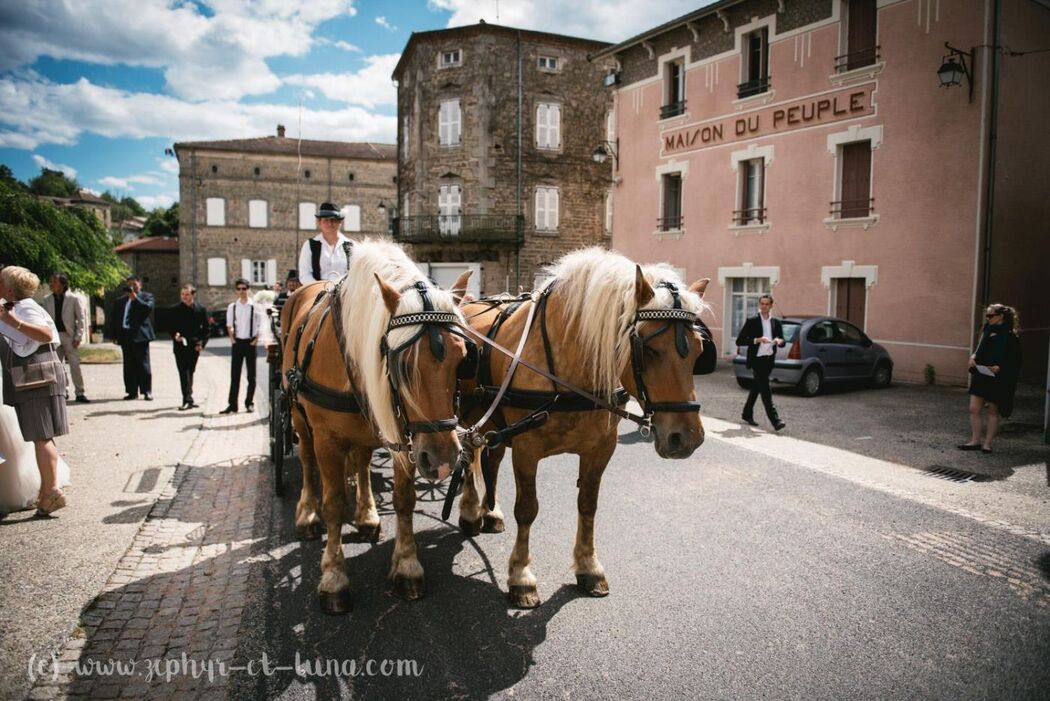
[0,179,128,292]
[28,167,79,198]
[0,164,25,191]
[143,202,179,238]
[101,191,147,225]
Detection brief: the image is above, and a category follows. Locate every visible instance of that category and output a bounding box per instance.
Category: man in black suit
[105,274,155,400]
[735,293,786,430]
[170,283,209,410]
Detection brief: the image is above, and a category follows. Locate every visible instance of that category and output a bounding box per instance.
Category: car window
[836,321,865,345]
[806,320,837,344]
[781,322,801,343]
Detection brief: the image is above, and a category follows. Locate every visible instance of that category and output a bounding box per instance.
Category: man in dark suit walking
[105,274,155,400]
[170,283,209,410]
[735,293,786,430]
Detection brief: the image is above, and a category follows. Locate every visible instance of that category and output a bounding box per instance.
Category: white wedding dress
[0,370,71,514]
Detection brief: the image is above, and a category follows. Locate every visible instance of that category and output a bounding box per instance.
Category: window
[243,259,276,286]
[438,184,461,236]
[206,257,226,286]
[211,164,218,173]
[304,169,311,179]
[730,277,771,339]
[248,199,267,228]
[440,49,461,67]
[250,260,267,286]
[835,320,866,345]
[538,55,559,71]
[807,319,838,344]
[205,197,225,226]
[604,189,613,236]
[536,103,561,150]
[342,204,361,233]
[253,167,261,176]
[348,172,355,181]
[661,59,686,119]
[736,159,765,224]
[839,0,879,71]
[298,202,316,230]
[534,187,559,232]
[833,141,872,218]
[439,99,461,146]
[739,28,770,98]
[659,173,682,231]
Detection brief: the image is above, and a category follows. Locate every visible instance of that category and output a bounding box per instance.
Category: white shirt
[298,233,351,283]
[757,313,774,357]
[226,299,260,340]
[0,299,59,357]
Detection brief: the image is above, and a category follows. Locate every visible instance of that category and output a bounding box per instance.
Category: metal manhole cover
[920,465,993,484]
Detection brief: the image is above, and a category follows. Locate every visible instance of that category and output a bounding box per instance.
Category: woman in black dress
[958,304,1022,454]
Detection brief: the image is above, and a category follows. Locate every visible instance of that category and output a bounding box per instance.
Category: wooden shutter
[840,142,871,217]
[548,188,559,230]
[266,259,277,285]
[835,278,866,326]
[535,189,547,229]
[536,104,548,147]
[549,104,560,148]
[450,100,460,144]
[240,259,251,282]
[847,0,878,70]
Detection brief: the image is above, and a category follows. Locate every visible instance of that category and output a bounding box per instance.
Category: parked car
[207,308,227,338]
[733,315,893,396]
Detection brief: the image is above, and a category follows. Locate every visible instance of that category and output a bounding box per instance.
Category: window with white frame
[342,204,361,232]
[205,197,225,226]
[737,159,765,224]
[739,27,770,98]
[440,49,461,68]
[729,277,771,339]
[250,260,267,285]
[662,59,686,118]
[660,173,683,231]
[206,257,226,286]
[535,187,559,232]
[439,99,461,146]
[248,199,267,228]
[298,202,316,230]
[438,184,461,236]
[835,140,873,218]
[536,103,561,150]
[538,55,559,71]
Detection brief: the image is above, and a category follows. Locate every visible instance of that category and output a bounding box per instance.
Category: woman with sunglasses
[959,304,1022,454]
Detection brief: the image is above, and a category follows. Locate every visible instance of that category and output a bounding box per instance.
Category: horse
[457,248,709,608]
[279,239,473,613]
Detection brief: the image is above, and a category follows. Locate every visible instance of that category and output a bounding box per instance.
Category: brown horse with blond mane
[280,239,472,614]
[457,248,709,608]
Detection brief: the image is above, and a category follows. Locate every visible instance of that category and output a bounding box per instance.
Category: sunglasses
[236,286,248,291]
[985,312,1000,318]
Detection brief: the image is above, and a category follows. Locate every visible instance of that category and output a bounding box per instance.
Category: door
[835,320,874,378]
[834,277,866,328]
[438,185,461,236]
[840,142,871,217]
[807,319,847,379]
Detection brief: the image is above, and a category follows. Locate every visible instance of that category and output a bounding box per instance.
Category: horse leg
[573,449,614,598]
[481,445,506,533]
[316,442,352,614]
[389,456,425,600]
[350,445,381,542]
[293,412,322,540]
[507,451,540,609]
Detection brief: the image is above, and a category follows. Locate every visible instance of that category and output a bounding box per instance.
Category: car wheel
[799,368,822,397]
[872,361,892,388]
[736,377,753,389]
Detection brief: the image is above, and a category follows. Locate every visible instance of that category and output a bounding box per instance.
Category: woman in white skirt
[0,266,70,517]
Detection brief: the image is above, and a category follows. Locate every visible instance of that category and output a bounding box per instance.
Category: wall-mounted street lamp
[377,201,387,217]
[937,42,975,102]
[591,139,620,169]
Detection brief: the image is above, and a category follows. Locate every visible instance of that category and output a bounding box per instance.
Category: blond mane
[536,248,709,401]
[338,239,463,444]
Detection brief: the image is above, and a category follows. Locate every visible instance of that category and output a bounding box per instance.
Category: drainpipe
[515,30,523,291]
[190,150,198,287]
[980,0,1001,305]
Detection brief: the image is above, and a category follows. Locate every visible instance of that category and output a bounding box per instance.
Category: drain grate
[920,465,993,484]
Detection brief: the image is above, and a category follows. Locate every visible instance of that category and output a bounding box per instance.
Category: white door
[438,185,461,236]
[428,262,481,298]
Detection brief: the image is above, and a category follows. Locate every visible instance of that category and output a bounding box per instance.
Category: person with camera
[105,275,156,400]
[0,266,70,516]
[170,283,209,411]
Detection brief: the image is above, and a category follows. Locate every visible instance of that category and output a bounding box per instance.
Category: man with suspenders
[220,278,260,414]
[297,202,352,284]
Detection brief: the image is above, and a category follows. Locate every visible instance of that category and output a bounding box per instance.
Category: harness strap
[538,283,558,393]
[309,238,322,282]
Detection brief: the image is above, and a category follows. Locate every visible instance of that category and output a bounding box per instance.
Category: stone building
[593,0,1049,384]
[114,236,181,308]
[174,127,397,309]
[45,189,113,229]
[392,22,614,296]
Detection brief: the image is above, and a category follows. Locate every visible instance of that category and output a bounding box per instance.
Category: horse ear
[634,265,654,307]
[689,278,710,298]
[450,269,473,304]
[374,273,401,314]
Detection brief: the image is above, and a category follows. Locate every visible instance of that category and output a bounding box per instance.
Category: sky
[0,0,701,212]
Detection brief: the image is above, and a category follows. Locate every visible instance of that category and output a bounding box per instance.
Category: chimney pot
[277,124,286,138]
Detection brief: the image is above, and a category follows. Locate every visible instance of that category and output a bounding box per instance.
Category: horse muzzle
[412,434,460,481]
[652,413,704,459]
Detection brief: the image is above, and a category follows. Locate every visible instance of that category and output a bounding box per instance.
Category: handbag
[6,343,61,391]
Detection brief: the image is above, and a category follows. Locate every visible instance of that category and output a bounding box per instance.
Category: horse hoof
[299,522,322,541]
[458,517,482,537]
[355,523,382,542]
[318,589,352,615]
[392,575,425,601]
[508,585,540,609]
[481,514,505,533]
[575,574,609,598]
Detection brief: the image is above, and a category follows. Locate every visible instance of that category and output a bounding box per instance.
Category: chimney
[277,124,286,138]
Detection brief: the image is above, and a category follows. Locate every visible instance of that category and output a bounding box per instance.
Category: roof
[588,0,738,61]
[114,237,179,253]
[393,21,612,80]
[174,137,396,161]
[72,189,110,205]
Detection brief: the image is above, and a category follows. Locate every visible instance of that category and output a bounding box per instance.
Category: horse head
[623,267,709,459]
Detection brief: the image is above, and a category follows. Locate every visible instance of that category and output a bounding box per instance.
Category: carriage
[266,301,293,497]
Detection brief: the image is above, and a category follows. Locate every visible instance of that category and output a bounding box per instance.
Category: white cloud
[159,158,181,175]
[284,54,399,108]
[97,171,167,191]
[137,193,176,210]
[427,0,699,42]
[375,16,397,31]
[317,38,362,53]
[99,176,131,190]
[31,154,77,178]
[0,76,397,150]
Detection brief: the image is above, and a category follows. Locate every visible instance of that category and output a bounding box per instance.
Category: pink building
[592,0,1049,385]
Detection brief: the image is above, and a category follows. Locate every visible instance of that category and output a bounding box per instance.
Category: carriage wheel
[272,387,286,497]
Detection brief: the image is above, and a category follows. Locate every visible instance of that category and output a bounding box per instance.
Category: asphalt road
[232,374,1050,700]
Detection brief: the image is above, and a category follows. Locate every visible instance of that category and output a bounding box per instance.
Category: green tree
[0,164,25,191]
[101,191,147,227]
[143,202,179,238]
[0,178,128,291]
[28,167,79,198]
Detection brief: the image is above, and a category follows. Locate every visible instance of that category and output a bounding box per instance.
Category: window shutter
[266,259,277,285]
[549,189,559,230]
[241,259,251,282]
[450,185,461,212]
[535,190,545,229]
[536,104,547,147]
[248,199,266,228]
[841,142,872,217]
[298,202,315,229]
[847,0,878,69]
[206,258,226,286]
[206,198,225,226]
[439,102,449,144]
[550,104,561,148]
[343,205,361,232]
[451,100,460,144]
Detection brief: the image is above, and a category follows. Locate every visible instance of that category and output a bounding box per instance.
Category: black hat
[285,269,300,282]
[315,202,344,219]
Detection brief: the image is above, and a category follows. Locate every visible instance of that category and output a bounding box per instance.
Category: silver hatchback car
[732,315,893,396]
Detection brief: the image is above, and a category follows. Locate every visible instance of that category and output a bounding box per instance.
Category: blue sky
[0,0,698,211]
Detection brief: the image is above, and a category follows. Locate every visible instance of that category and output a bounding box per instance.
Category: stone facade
[174,131,396,310]
[115,238,181,308]
[393,23,615,295]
